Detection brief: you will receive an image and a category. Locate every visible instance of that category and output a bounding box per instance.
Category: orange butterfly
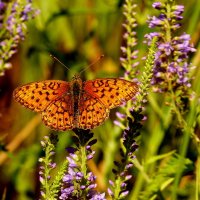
[13,75,138,130]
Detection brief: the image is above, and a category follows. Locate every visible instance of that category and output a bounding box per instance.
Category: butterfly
[13,74,138,130]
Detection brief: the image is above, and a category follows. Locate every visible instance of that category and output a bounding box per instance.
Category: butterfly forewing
[13,80,69,112]
[83,78,138,109]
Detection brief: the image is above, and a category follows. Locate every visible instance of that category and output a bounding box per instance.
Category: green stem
[44,146,52,199]
[80,146,87,177]
[114,177,122,199]
[170,91,199,200]
[165,3,172,42]
[171,124,190,200]
[196,148,200,200]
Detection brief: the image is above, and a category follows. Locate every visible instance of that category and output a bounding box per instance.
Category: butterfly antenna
[79,54,104,74]
[50,54,71,71]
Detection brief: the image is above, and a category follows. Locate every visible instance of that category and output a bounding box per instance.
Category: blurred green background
[0,0,199,199]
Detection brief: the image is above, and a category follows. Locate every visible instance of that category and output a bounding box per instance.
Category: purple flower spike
[59,130,105,199]
[145,1,196,92]
[0,0,39,75]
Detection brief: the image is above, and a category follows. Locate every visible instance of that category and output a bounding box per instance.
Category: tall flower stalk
[120,0,138,80]
[108,0,157,199]
[39,131,106,200]
[145,0,196,135]
[145,1,195,94]
[39,135,68,200]
[114,0,139,128]
[145,1,197,199]
[59,129,105,200]
[0,0,39,76]
[108,37,157,199]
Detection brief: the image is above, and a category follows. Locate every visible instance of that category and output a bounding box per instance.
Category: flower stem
[80,145,87,177]
[165,3,172,42]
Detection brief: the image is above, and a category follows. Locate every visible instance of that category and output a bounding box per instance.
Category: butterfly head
[72,74,81,81]
[71,74,82,87]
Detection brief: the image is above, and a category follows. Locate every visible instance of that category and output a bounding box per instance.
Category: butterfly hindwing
[77,92,109,129]
[41,95,74,130]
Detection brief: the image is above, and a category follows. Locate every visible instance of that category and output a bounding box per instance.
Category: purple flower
[0,2,5,10]
[120,191,129,198]
[172,5,184,15]
[48,162,56,169]
[158,42,173,56]
[148,15,165,28]
[63,174,73,183]
[66,147,77,154]
[67,156,77,168]
[89,193,106,200]
[21,4,33,21]
[107,188,114,197]
[60,187,74,199]
[145,2,196,92]
[60,153,104,199]
[116,112,126,119]
[59,130,103,199]
[108,109,141,199]
[0,0,39,76]
[88,172,96,182]
[152,2,163,9]
[87,150,95,160]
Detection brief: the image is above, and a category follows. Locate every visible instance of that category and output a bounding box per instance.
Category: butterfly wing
[13,78,138,130]
[13,80,70,112]
[41,95,74,130]
[77,92,109,129]
[83,78,138,109]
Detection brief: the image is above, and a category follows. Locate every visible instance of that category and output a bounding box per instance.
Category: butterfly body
[70,75,84,126]
[13,75,138,130]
